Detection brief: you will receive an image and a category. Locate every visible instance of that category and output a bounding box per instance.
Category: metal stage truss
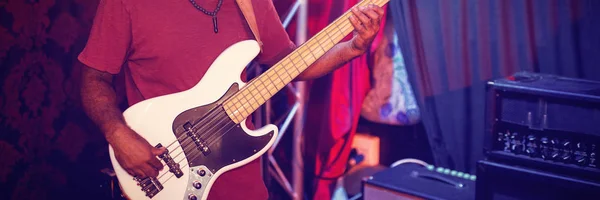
[251,0,307,200]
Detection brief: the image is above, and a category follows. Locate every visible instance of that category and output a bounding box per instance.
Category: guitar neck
[224,0,389,123]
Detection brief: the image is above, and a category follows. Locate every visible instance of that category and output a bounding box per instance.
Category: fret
[277,67,290,85]
[301,53,316,67]
[269,75,281,91]
[254,80,267,103]
[330,25,341,41]
[223,0,391,123]
[272,67,285,87]
[295,55,308,73]
[281,73,291,83]
[240,94,250,116]
[307,41,322,57]
[323,30,336,48]
[268,84,278,95]
[290,58,302,72]
[316,35,328,48]
[326,27,337,39]
[280,59,295,81]
[299,50,313,66]
[289,55,303,74]
[282,57,296,73]
[313,41,326,57]
[248,87,259,109]
[307,40,318,52]
[333,22,346,41]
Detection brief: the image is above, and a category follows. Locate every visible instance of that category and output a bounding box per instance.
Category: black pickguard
[171,83,274,173]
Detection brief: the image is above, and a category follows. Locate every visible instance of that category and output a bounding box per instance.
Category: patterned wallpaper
[0,0,124,199]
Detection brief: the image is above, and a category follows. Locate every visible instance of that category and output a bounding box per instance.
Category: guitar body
[108,0,390,198]
[109,40,277,200]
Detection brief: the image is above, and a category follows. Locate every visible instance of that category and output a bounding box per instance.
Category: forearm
[81,67,128,144]
[295,40,363,81]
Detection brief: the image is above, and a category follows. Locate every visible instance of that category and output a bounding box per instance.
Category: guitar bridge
[135,176,163,198]
[183,122,211,156]
[155,143,183,178]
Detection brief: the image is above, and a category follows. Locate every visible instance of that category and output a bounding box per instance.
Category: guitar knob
[188,194,197,200]
[193,181,202,189]
[198,169,206,176]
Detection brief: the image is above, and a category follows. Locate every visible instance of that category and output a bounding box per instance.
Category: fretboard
[224,0,389,123]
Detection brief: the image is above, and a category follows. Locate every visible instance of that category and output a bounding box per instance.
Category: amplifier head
[484,72,600,182]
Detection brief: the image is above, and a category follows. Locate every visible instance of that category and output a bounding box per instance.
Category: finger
[134,169,147,178]
[352,7,371,27]
[152,147,167,155]
[363,6,381,27]
[148,157,164,171]
[349,15,364,33]
[126,169,136,176]
[366,5,381,20]
[373,4,385,16]
[141,165,159,177]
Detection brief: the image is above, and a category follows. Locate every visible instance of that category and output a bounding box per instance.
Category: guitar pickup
[183,122,211,156]
[155,143,183,178]
[135,176,163,198]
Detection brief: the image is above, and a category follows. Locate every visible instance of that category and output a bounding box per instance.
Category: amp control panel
[489,122,600,173]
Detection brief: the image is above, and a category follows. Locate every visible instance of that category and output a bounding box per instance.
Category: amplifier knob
[511,132,519,139]
[561,152,571,161]
[551,151,560,160]
[540,137,549,144]
[577,142,587,151]
[575,155,587,165]
[541,151,549,160]
[526,148,536,156]
[551,139,560,146]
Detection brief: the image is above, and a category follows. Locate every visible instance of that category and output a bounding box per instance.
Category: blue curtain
[389,0,600,173]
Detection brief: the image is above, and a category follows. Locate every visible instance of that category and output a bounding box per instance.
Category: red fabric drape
[293,0,387,198]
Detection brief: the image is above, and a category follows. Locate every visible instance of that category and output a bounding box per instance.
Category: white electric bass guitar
[109,0,389,199]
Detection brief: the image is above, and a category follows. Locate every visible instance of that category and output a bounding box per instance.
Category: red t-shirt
[78,0,295,199]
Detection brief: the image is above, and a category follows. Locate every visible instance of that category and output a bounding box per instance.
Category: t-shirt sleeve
[78,0,132,74]
[255,0,296,66]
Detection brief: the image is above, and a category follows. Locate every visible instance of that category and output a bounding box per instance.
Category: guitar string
[153,119,237,186]
[153,110,234,181]
[150,17,360,186]
[137,0,379,186]
[152,107,243,184]
[153,19,357,182]
[161,102,226,151]
[198,5,369,144]
[158,0,369,154]
[160,0,377,150]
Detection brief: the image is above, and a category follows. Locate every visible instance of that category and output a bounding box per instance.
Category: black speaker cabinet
[476,160,600,200]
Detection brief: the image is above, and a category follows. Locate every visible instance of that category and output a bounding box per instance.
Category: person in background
[359,6,433,166]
